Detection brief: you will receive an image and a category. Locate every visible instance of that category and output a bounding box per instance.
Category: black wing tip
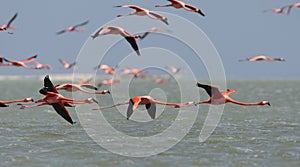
[198,10,205,16]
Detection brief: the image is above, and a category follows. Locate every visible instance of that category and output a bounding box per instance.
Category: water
[0,78,299,167]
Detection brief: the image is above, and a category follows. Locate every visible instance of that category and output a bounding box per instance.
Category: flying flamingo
[121,68,147,78]
[95,64,117,75]
[263,6,290,15]
[97,78,121,87]
[155,0,205,16]
[55,83,110,94]
[91,26,141,56]
[166,66,180,74]
[33,62,52,70]
[3,55,38,69]
[92,95,194,120]
[59,59,76,69]
[115,5,169,25]
[195,83,270,106]
[77,77,93,85]
[56,20,89,35]
[20,75,98,124]
[239,55,285,62]
[0,97,33,107]
[0,13,17,34]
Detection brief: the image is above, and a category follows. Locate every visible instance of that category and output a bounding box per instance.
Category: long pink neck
[227,98,264,106]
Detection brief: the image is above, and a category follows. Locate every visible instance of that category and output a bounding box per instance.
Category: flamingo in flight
[0,97,33,107]
[55,83,110,94]
[195,83,270,106]
[122,68,147,78]
[0,13,17,34]
[91,26,141,56]
[166,66,180,74]
[59,59,76,69]
[155,0,205,16]
[20,75,98,124]
[97,78,121,88]
[56,20,89,35]
[93,95,194,120]
[33,61,52,70]
[263,6,290,15]
[3,55,37,69]
[95,64,117,75]
[239,55,285,62]
[115,5,169,25]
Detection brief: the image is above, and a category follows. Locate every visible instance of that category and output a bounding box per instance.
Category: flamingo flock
[2,1,294,125]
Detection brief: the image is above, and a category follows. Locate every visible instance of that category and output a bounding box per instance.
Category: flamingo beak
[92,98,99,104]
[267,102,271,106]
[107,90,111,94]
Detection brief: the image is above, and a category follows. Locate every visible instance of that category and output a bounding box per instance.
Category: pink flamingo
[33,62,52,70]
[95,64,116,75]
[59,59,76,69]
[139,27,172,39]
[97,78,121,87]
[195,83,270,106]
[166,66,180,74]
[286,3,300,14]
[122,68,147,78]
[115,5,168,25]
[239,55,285,62]
[20,75,98,124]
[155,0,205,16]
[0,13,17,34]
[93,95,194,120]
[3,55,37,69]
[91,26,141,56]
[0,97,33,107]
[55,83,110,94]
[56,20,89,35]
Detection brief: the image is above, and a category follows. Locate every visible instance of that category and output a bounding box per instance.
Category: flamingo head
[135,34,141,39]
[260,101,271,106]
[24,97,34,102]
[103,90,111,94]
[87,98,98,104]
[277,58,285,61]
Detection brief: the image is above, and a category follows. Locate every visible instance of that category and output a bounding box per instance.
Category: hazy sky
[1,0,299,79]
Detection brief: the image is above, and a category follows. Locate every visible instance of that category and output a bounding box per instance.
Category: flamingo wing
[127,99,135,120]
[148,11,169,25]
[73,20,89,28]
[196,82,222,97]
[51,102,75,124]
[44,75,58,93]
[145,101,156,119]
[80,84,98,90]
[0,102,9,107]
[56,29,67,35]
[124,36,140,56]
[91,27,104,39]
[185,4,205,16]
[59,59,68,65]
[21,55,37,63]
[7,13,18,26]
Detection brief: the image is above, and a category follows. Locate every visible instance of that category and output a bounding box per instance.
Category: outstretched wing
[21,55,37,63]
[52,103,75,124]
[7,13,18,26]
[185,4,205,16]
[145,102,156,119]
[196,82,221,97]
[125,36,140,56]
[80,84,98,90]
[44,75,58,93]
[148,11,169,25]
[127,99,135,120]
[56,29,67,35]
[73,20,89,28]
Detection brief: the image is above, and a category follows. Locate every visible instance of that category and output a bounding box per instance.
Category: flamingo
[139,27,172,39]
[95,64,116,75]
[239,55,285,62]
[0,13,17,34]
[195,83,270,106]
[97,78,121,87]
[55,83,110,94]
[91,26,141,56]
[59,59,76,69]
[154,78,169,84]
[0,56,10,66]
[155,0,205,16]
[115,5,169,25]
[3,55,37,69]
[92,95,194,120]
[121,68,147,78]
[20,75,98,124]
[166,66,180,74]
[0,97,33,107]
[33,62,52,70]
[263,6,290,15]
[56,20,89,35]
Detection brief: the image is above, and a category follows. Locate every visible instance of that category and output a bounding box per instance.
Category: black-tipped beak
[268,102,271,106]
[107,90,111,94]
[92,98,99,104]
